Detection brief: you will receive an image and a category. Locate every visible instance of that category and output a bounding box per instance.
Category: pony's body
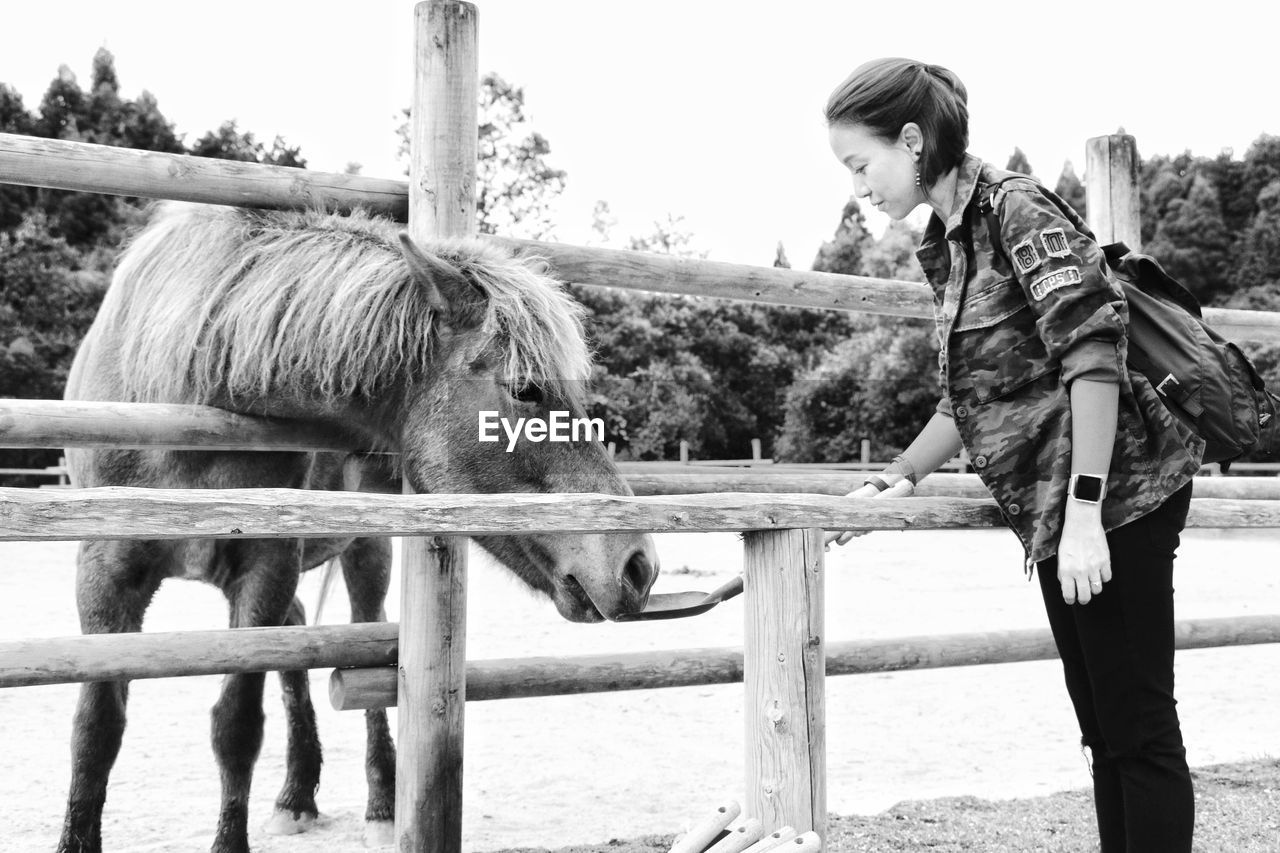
[59,204,657,853]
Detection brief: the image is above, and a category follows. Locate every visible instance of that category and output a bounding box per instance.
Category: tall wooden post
[1085,134,1142,250]
[742,528,826,840]
[397,3,478,852]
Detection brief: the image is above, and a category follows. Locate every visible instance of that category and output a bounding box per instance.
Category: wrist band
[863,475,891,493]
[890,454,918,486]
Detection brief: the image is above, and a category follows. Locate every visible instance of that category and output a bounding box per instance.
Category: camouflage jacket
[915,154,1204,566]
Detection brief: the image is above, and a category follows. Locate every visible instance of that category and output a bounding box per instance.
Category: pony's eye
[505,382,544,404]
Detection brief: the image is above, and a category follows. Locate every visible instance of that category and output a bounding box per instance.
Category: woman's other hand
[1056,502,1112,604]
[824,478,916,549]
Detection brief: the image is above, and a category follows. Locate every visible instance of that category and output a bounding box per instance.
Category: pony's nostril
[623,550,654,596]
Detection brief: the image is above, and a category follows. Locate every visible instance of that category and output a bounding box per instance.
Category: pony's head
[392,232,658,622]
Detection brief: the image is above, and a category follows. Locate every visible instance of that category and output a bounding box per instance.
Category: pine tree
[811,198,874,274]
[1005,147,1035,179]
[1145,174,1232,304]
[1054,160,1087,220]
[1228,180,1280,302]
[189,120,306,167]
[0,84,36,232]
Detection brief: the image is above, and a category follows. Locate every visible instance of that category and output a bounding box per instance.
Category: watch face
[1072,475,1105,502]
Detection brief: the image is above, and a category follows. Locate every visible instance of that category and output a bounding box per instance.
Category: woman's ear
[899,122,924,159]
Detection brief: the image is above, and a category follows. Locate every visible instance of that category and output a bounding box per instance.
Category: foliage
[398,72,567,239]
[0,49,307,479]
[1054,160,1087,220]
[572,215,854,460]
[777,210,937,462]
[0,215,108,477]
[1005,147,1035,179]
[189,120,305,167]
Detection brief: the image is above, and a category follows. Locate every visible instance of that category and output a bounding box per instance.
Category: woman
[823,58,1204,852]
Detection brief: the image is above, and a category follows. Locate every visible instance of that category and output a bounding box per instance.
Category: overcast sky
[4,1,1274,268]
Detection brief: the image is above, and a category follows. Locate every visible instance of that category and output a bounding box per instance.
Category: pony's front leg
[341,536,396,848]
[210,539,302,853]
[59,539,165,853]
[262,596,322,837]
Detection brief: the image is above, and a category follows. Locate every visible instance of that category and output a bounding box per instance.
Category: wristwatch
[1068,473,1107,504]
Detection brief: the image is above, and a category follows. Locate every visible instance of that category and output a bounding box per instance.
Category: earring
[915,167,922,189]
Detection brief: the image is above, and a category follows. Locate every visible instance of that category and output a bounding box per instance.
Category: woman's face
[828,122,920,220]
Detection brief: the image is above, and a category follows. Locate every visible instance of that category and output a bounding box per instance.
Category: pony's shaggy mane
[107,203,591,406]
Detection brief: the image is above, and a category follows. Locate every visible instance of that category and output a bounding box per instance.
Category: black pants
[1036,481,1195,853]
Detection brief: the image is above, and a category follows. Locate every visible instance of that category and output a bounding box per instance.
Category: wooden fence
[2,2,1280,851]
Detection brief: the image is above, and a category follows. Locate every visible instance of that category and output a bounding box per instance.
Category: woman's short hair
[825,58,969,188]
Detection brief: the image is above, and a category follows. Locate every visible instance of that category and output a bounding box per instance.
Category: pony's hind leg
[58,539,165,853]
[341,536,396,847]
[210,539,303,853]
[262,596,322,836]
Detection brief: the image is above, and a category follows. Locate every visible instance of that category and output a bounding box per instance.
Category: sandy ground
[2,526,1279,852]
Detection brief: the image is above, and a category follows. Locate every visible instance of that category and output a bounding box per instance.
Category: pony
[57,203,659,853]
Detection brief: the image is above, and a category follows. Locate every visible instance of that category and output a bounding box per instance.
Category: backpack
[978,179,1280,468]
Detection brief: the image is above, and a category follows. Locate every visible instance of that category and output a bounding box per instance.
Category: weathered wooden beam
[743,528,825,839]
[0,399,359,451]
[489,235,931,318]
[620,468,1280,500]
[1086,134,1142,250]
[3,135,1278,342]
[0,131,408,219]
[327,613,1280,711]
[1,488,1278,540]
[0,487,1007,539]
[0,622,397,688]
[397,3,478,852]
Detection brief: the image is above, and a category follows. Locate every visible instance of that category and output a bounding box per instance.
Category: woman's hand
[1056,502,1111,604]
[824,478,916,549]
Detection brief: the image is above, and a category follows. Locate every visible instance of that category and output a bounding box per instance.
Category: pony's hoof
[263,808,318,836]
[364,819,395,848]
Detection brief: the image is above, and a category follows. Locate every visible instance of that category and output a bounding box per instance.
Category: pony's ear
[397,232,484,329]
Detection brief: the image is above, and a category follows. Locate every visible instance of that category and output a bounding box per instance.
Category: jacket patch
[1010,238,1042,275]
[1041,228,1072,258]
[1030,266,1082,300]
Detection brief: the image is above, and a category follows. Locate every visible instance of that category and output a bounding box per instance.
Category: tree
[0,214,109,480]
[0,84,36,233]
[17,49,187,246]
[626,213,707,257]
[189,120,306,167]
[773,242,790,269]
[1006,147,1035,179]
[812,198,874,274]
[1054,160,1087,220]
[398,72,567,239]
[1227,180,1280,302]
[775,315,940,462]
[1145,174,1233,304]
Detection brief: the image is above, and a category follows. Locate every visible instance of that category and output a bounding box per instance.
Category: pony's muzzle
[622,547,658,606]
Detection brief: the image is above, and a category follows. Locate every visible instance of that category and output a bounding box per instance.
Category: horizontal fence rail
[6,402,1280,500]
[0,132,408,219]
[0,399,360,451]
[2,134,1278,342]
[0,623,397,688]
[5,613,1277,696]
[328,613,1280,710]
[4,487,1280,540]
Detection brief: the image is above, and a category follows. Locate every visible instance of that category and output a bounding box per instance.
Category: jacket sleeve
[995,186,1128,386]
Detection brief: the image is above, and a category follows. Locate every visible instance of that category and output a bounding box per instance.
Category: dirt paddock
[3,526,1277,851]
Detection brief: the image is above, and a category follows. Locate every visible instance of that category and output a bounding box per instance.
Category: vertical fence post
[742,527,826,840]
[1085,133,1142,250]
[397,3,478,852]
